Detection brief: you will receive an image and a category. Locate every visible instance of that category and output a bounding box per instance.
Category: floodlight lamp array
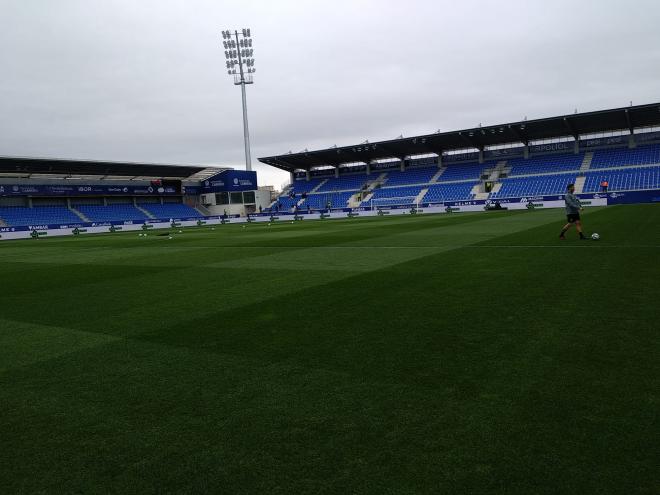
[221,29,255,76]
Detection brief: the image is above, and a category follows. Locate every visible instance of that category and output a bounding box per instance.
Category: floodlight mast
[222,28,255,171]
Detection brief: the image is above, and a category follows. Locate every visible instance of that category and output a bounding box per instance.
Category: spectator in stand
[601,180,609,192]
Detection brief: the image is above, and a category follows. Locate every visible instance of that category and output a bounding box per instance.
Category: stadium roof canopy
[259,102,660,172]
[0,156,227,181]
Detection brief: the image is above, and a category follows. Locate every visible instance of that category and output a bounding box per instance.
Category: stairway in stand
[579,152,593,172]
[414,188,429,205]
[70,206,90,222]
[430,168,446,183]
[309,179,328,193]
[135,205,156,219]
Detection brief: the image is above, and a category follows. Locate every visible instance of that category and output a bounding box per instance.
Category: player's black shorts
[566,213,580,223]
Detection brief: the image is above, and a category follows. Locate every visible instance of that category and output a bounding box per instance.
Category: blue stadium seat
[423,183,477,203]
[0,206,82,227]
[508,153,584,176]
[75,204,150,222]
[303,191,354,209]
[440,161,493,181]
[590,144,660,169]
[491,175,577,198]
[269,196,300,211]
[290,178,326,194]
[316,174,371,192]
[138,203,203,219]
[582,166,660,192]
[364,186,424,206]
[384,167,437,187]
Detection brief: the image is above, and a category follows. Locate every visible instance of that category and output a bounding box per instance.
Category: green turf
[1,205,658,494]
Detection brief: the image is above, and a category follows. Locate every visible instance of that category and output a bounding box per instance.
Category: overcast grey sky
[1,0,659,188]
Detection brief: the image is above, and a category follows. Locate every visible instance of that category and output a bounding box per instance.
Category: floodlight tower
[221,28,256,171]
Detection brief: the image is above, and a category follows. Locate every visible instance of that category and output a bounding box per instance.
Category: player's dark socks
[579,233,587,239]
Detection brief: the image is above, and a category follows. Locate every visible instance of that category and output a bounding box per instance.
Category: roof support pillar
[574,139,579,154]
[437,154,443,167]
[305,170,311,181]
[335,167,339,178]
[290,171,295,185]
[524,144,529,159]
[366,161,371,175]
[400,159,405,172]
[478,149,484,164]
[629,134,636,149]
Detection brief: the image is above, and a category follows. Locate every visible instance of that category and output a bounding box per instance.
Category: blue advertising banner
[371,161,401,171]
[579,136,627,149]
[310,169,335,177]
[529,142,573,154]
[340,165,367,174]
[0,215,222,232]
[635,131,660,144]
[605,189,660,204]
[0,183,179,197]
[444,151,479,163]
[182,185,201,195]
[484,147,525,159]
[201,170,258,192]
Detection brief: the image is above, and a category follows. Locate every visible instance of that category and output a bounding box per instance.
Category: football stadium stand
[290,178,325,194]
[317,174,370,192]
[590,143,660,168]
[424,182,479,202]
[507,153,584,176]
[366,186,425,205]
[303,192,354,209]
[0,206,82,226]
[265,142,660,210]
[582,166,660,192]
[490,175,578,198]
[74,204,151,222]
[438,161,491,181]
[384,167,438,187]
[138,203,203,219]
[2,103,660,230]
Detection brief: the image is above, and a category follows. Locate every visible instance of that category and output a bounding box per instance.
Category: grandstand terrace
[0,157,231,227]
[260,103,660,210]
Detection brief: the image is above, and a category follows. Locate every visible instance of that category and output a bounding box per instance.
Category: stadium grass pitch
[1,204,658,494]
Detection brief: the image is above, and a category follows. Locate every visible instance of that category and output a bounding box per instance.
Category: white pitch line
[173,245,660,249]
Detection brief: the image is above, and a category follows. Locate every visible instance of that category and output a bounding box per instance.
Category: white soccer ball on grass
[591,233,600,240]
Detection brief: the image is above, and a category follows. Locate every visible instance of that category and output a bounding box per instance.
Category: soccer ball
[591,233,600,240]
[168,235,173,240]
[178,230,183,233]
[267,223,271,226]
